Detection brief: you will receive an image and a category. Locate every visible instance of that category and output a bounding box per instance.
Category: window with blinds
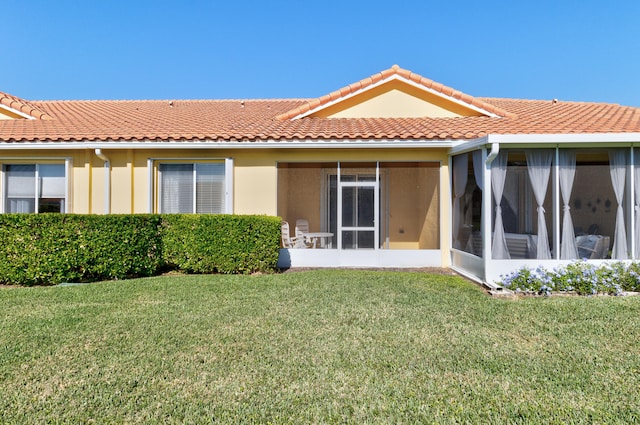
[159,163,225,214]
[4,164,66,213]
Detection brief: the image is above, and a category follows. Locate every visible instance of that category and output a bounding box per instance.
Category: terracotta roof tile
[0,80,639,144]
[275,65,516,120]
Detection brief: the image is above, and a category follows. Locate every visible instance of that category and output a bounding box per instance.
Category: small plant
[499,260,640,296]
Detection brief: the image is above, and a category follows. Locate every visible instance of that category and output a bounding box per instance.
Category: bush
[0,214,281,285]
[499,261,640,296]
[161,214,281,274]
[0,214,163,286]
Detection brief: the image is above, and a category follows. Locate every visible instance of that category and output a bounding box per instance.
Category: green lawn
[1,270,639,424]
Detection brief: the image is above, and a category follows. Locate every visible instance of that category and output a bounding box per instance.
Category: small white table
[303,232,334,248]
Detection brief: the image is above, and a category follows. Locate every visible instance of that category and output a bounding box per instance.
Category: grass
[1,270,639,424]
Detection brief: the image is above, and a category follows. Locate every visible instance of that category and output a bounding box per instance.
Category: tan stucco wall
[234,152,278,215]
[385,164,440,249]
[312,80,484,119]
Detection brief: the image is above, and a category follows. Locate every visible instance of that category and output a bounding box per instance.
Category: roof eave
[0,138,464,150]
[449,133,640,155]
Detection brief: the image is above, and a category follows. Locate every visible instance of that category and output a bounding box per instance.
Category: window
[3,164,66,213]
[159,163,226,213]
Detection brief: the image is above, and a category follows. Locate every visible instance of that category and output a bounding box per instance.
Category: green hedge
[0,214,163,286]
[161,214,281,274]
[0,214,280,286]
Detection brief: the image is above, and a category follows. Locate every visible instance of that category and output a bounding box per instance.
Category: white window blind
[160,164,194,213]
[6,165,36,198]
[39,164,66,198]
[195,163,225,213]
[159,163,225,214]
[4,164,66,213]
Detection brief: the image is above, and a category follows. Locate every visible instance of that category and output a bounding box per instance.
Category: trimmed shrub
[161,214,281,274]
[0,214,281,285]
[0,214,163,286]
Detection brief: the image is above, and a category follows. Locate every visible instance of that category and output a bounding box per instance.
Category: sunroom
[451,134,640,286]
[276,160,442,268]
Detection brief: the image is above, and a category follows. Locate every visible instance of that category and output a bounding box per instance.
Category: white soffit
[0,104,35,120]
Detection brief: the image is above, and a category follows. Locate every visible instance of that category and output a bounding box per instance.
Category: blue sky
[3,1,639,106]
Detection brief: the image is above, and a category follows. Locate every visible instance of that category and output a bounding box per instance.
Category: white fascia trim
[0,139,461,150]
[487,133,640,145]
[449,136,490,155]
[291,74,501,120]
[0,104,36,120]
[449,133,640,156]
[0,155,73,161]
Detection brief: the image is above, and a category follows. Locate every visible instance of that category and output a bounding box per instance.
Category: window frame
[1,159,70,214]
[151,158,233,214]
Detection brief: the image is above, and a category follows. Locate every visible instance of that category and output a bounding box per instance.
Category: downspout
[485,142,500,166]
[483,142,501,290]
[95,149,111,214]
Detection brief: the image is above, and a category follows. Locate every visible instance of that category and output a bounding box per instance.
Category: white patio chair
[295,218,316,248]
[281,221,307,249]
[576,235,610,259]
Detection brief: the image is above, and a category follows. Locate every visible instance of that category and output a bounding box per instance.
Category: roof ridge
[34,98,312,103]
[479,96,626,106]
[276,65,517,120]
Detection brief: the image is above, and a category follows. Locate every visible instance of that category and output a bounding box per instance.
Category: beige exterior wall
[234,151,278,215]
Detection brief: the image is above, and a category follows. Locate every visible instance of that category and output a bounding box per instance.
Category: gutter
[0,139,462,150]
[482,141,503,291]
[485,142,499,166]
[94,149,111,214]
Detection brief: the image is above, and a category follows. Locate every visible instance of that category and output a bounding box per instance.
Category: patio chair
[505,233,537,259]
[576,234,610,259]
[281,221,307,249]
[295,218,316,248]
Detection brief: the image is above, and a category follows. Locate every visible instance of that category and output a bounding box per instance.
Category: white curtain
[473,150,484,191]
[491,151,510,259]
[609,149,628,259]
[525,150,553,259]
[472,150,484,256]
[559,151,579,259]
[635,149,640,259]
[452,154,468,249]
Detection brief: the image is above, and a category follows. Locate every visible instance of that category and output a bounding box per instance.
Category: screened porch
[451,143,640,284]
[277,161,442,268]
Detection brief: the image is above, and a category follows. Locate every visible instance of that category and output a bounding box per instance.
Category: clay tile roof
[0,70,639,144]
[0,91,53,120]
[276,64,516,120]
